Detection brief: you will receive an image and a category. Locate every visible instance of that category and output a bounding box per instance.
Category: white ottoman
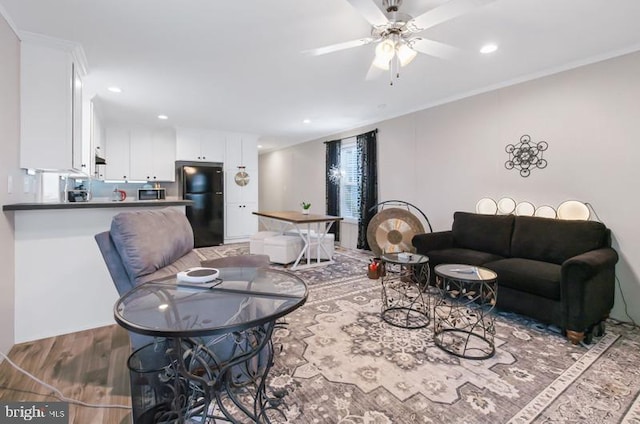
[263,235,304,265]
[249,231,280,255]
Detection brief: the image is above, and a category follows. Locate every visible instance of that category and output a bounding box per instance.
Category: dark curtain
[356,129,378,250]
[325,139,341,241]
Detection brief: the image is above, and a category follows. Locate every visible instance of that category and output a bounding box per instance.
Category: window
[340,138,360,221]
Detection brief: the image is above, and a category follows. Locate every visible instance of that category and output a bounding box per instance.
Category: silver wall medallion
[235,171,250,186]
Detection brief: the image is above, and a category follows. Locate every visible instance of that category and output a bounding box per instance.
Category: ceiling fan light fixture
[373,38,396,70]
[396,42,417,67]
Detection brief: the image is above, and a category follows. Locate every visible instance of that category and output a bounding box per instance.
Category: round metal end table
[379,252,430,329]
[433,264,498,360]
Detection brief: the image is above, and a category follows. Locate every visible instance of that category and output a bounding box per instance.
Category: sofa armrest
[412,231,453,255]
[562,247,619,281]
[561,247,619,331]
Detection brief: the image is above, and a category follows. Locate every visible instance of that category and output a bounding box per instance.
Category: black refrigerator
[177,161,224,247]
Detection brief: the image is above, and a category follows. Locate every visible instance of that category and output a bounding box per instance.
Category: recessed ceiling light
[257,144,263,149]
[303,119,311,124]
[158,115,168,120]
[107,86,122,93]
[480,44,498,54]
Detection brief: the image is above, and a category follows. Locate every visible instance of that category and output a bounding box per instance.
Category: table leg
[291,223,310,269]
[145,324,288,423]
[315,221,335,262]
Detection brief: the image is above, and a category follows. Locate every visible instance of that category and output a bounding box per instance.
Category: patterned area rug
[196,244,640,423]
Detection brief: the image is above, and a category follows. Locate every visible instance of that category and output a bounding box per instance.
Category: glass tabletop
[434,264,497,282]
[381,252,429,265]
[114,267,308,338]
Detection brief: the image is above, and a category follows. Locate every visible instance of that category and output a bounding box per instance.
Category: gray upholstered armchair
[95,207,269,349]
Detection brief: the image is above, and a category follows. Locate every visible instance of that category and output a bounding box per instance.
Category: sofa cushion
[510,216,608,265]
[452,212,514,257]
[484,258,561,300]
[111,208,195,282]
[427,248,504,267]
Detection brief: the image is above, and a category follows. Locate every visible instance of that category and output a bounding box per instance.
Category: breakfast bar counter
[4,203,191,344]
[2,199,192,211]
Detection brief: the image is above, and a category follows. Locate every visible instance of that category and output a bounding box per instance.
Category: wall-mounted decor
[473,197,595,221]
[505,134,548,177]
[328,164,343,185]
[475,198,498,215]
[497,197,516,215]
[557,200,590,221]
[234,166,250,186]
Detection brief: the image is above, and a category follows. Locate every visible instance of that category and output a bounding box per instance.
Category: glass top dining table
[114,267,308,338]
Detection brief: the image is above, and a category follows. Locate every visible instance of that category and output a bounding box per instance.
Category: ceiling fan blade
[365,60,385,81]
[406,0,497,33]
[346,0,389,27]
[410,38,461,60]
[303,37,375,56]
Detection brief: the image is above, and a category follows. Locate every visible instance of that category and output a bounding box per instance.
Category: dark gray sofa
[412,211,619,344]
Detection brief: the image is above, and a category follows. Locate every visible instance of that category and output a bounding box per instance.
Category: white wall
[259,141,325,214]
[260,50,640,324]
[0,10,20,354]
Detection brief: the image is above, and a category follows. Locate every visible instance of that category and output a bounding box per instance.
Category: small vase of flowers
[301,202,311,215]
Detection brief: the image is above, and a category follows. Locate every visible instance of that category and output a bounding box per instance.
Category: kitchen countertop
[2,199,193,211]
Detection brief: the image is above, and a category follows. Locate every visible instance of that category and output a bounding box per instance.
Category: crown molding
[0,4,20,37]
[20,31,89,76]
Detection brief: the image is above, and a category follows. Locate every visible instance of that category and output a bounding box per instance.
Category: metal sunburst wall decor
[328,165,343,185]
[505,134,548,177]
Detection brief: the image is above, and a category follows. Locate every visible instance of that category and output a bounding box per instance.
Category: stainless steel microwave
[138,188,166,200]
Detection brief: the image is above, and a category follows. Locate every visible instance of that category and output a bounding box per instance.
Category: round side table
[379,253,430,329]
[433,264,498,360]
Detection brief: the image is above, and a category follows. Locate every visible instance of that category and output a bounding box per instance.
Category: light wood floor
[0,325,132,424]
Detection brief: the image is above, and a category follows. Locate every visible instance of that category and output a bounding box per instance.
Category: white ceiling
[2,0,640,151]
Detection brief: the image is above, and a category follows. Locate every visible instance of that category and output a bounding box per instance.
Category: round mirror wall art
[515,201,535,216]
[557,200,590,220]
[534,205,557,219]
[234,170,250,186]
[505,134,548,177]
[497,197,516,215]
[475,198,497,215]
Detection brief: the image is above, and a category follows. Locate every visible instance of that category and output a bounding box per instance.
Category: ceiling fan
[306,0,496,84]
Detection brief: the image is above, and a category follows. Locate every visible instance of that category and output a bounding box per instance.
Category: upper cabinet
[176,128,225,162]
[104,125,176,181]
[225,134,258,170]
[134,128,176,181]
[20,33,87,172]
[90,98,106,179]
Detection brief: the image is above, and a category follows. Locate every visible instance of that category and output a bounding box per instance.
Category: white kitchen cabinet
[151,129,177,181]
[105,126,176,181]
[224,133,259,240]
[104,127,131,180]
[176,128,225,162]
[225,167,258,204]
[225,202,258,239]
[91,99,106,179]
[225,134,258,170]
[129,128,153,180]
[224,166,259,241]
[20,34,87,171]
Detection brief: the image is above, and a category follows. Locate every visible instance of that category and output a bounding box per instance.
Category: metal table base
[380,254,430,329]
[433,265,498,360]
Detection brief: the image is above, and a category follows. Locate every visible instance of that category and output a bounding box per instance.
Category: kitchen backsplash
[33,171,179,202]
